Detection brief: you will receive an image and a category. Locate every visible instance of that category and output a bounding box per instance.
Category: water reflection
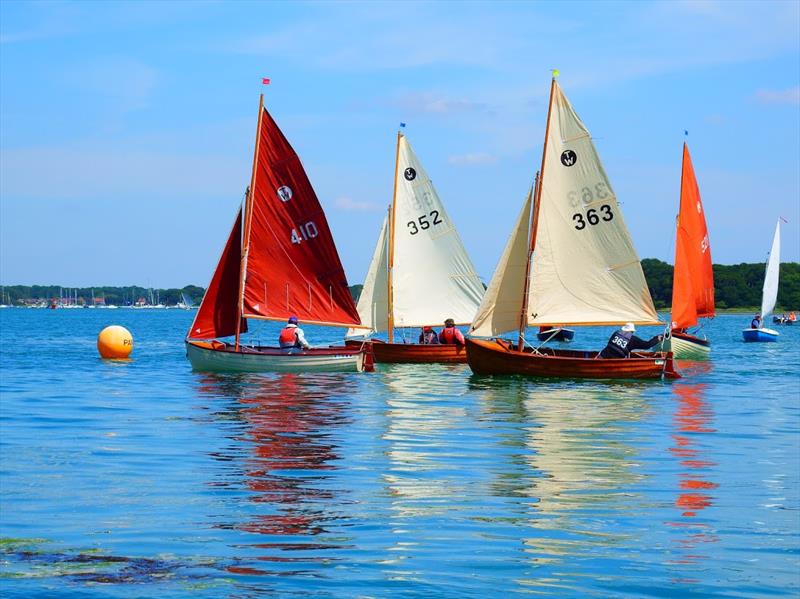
[469,377,649,591]
[194,372,352,574]
[666,381,719,567]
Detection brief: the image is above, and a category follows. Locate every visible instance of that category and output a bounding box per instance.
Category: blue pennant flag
[400,122,406,128]
[684,129,689,136]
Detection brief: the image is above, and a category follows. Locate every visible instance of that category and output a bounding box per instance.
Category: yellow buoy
[97,325,133,359]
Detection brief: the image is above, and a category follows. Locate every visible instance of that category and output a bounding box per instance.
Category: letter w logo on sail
[560,150,577,167]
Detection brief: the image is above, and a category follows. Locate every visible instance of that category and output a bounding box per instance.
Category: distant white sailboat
[742,220,781,342]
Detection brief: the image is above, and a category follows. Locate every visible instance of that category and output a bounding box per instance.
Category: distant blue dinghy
[742,328,779,342]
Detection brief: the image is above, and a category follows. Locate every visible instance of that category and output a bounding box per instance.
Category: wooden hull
[536,328,575,342]
[657,331,710,360]
[466,338,679,380]
[742,328,779,342]
[346,339,467,363]
[186,340,366,373]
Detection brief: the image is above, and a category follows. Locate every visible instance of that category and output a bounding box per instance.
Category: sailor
[599,323,662,358]
[438,318,465,346]
[750,313,762,329]
[278,316,311,352]
[419,326,439,344]
[790,311,797,322]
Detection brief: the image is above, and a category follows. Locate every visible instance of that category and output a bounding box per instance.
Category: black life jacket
[604,330,633,358]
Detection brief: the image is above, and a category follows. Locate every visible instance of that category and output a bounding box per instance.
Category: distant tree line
[0,285,205,307]
[3,262,798,310]
[641,259,800,310]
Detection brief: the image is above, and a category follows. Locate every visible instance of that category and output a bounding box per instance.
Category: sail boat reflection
[666,381,719,565]
[380,365,470,518]
[470,379,648,570]
[195,372,351,569]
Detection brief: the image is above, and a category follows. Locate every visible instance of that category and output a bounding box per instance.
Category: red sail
[671,143,715,329]
[187,208,248,339]
[240,107,361,327]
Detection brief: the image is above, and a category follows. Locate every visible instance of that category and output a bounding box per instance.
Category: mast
[517,174,539,350]
[235,93,265,350]
[387,131,402,343]
[517,75,557,348]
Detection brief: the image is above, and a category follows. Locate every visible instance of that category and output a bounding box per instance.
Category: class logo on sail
[560,150,577,167]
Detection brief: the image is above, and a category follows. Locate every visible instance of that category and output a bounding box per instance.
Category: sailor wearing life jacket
[279,316,311,352]
[438,318,465,346]
[599,323,662,359]
[418,326,439,344]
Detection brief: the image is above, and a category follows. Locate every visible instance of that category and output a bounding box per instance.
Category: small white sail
[346,215,390,338]
[761,220,781,321]
[391,135,484,327]
[469,188,533,337]
[527,82,659,326]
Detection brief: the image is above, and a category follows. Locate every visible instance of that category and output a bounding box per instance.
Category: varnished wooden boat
[466,338,679,379]
[345,339,466,363]
[187,340,369,373]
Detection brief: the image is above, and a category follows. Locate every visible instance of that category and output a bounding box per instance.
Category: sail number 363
[407,210,443,235]
[291,221,318,244]
[573,205,613,230]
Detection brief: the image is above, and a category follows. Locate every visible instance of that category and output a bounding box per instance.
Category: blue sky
[1,0,798,288]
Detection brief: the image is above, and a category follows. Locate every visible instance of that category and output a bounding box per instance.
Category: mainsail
[188,97,362,342]
[389,135,484,327]
[761,220,781,321]
[671,143,715,329]
[240,105,361,327]
[526,81,659,326]
[469,188,533,337]
[188,208,247,340]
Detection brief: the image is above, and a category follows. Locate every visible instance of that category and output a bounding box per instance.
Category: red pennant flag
[262,78,271,85]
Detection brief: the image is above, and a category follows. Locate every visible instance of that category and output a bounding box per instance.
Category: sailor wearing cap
[599,323,663,358]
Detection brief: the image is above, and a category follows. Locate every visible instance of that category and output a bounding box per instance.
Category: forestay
[346,215,389,338]
[526,82,659,327]
[469,189,533,337]
[761,220,781,321]
[389,135,484,327]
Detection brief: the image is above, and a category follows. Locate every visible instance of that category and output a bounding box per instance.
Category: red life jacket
[439,326,464,345]
[279,326,299,348]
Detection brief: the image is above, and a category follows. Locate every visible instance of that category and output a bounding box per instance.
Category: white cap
[621,323,636,332]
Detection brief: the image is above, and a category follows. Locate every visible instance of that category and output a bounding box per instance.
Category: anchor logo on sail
[560,150,577,167]
[277,186,293,202]
[404,167,417,181]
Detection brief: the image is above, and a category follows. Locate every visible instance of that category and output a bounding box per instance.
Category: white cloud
[448,153,497,166]
[754,86,800,105]
[334,197,379,212]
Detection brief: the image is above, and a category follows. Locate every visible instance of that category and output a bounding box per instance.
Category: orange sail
[671,143,714,329]
[239,104,361,328]
[188,208,248,340]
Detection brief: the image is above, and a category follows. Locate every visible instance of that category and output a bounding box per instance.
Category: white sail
[469,188,533,337]
[346,215,390,338]
[390,135,485,327]
[760,220,781,321]
[526,81,659,327]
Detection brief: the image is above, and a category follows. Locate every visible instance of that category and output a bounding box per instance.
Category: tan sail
[469,188,533,337]
[526,82,659,327]
[346,215,389,338]
[386,134,484,328]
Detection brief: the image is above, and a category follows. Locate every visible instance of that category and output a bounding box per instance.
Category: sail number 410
[291,222,318,244]
[573,205,613,230]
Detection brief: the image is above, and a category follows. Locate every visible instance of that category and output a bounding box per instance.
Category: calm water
[0,309,798,598]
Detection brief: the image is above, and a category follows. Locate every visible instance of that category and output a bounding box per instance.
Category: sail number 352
[407,210,443,235]
[573,205,613,230]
